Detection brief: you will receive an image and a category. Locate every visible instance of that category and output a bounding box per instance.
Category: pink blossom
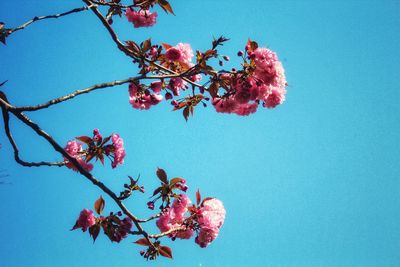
[212,97,238,114]
[195,198,226,248]
[150,81,163,93]
[195,226,219,248]
[64,140,93,172]
[111,133,125,168]
[253,47,287,89]
[156,195,193,240]
[263,86,286,108]
[165,43,193,65]
[125,9,157,28]
[234,102,258,116]
[73,209,96,232]
[129,82,163,110]
[198,198,226,229]
[165,47,182,61]
[168,78,187,96]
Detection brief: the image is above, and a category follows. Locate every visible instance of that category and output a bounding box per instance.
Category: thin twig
[0,92,65,167]
[148,226,186,239]
[8,6,91,35]
[137,212,161,223]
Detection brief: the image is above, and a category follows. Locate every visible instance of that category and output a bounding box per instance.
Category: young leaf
[183,106,190,122]
[94,196,105,215]
[158,0,175,15]
[152,186,162,197]
[134,238,151,246]
[89,224,100,243]
[162,43,172,50]
[142,38,151,53]
[196,190,201,206]
[156,168,168,184]
[169,177,185,187]
[159,246,173,259]
[75,136,92,144]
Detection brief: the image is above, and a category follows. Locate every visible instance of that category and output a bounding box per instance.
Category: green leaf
[156,168,168,184]
[94,196,105,215]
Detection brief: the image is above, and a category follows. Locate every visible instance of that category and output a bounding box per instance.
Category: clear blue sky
[0,0,399,266]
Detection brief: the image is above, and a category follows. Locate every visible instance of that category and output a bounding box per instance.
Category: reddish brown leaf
[209,82,219,98]
[85,152,95,163]
[156,168,168,184]
[94,196,105,215]
[75,136,92,144]
[173,101,187,111]
[89,224,100,243]
[142,38,151,52]
[152,186,162,197]
[134,238,151,246]
[183,106,190,122]
[247,38,258,53]
[162,43,172,50]
[159,246,173,259]
[196,190,201,206]
[158,0,175,15]
[169,177,185,187]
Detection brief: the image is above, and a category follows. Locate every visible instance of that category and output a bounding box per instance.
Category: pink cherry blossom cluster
[156,195,226,248]
[212,46,287,116]
[129,82,163,110]
[195,198,226,247]
[64,140,94,172]
[128,43,204,111]
[64,129,125,171]
[73,209,96,232]
[126,8,157,28]
[156,195,194,240]
[110,133,126,168]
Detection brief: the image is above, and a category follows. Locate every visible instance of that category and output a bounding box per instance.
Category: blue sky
[0,0,399,266]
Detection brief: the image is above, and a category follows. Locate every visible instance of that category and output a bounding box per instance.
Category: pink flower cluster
[156,195,226,247]
[165,43,194,65]
[73,209,96,232]
[110,134,126,168]
[129,82,163,110]
[213,46,287,115]
[195,198,226,248]
[64,140,93,172]
[125,9,157,28]
[156,195,194,240]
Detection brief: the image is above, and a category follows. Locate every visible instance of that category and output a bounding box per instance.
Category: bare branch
[137,212,161,223]
[0,92,65,167]
[8,6,91,35]
[148,226,186,239]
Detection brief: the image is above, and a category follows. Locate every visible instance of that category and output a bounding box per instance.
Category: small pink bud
[223,55,230,61]
[237,51,244,57]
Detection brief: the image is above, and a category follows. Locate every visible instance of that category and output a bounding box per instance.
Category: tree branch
[0,92,65,167]
[8,6,91,35]
[0,93,155,248]
[148,226,186,239]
